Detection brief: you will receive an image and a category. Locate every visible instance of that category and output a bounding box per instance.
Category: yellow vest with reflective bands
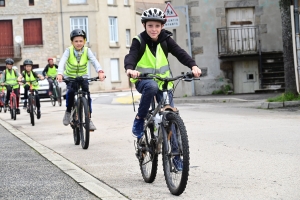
[24,71,39,90]
[5,69,19,89]
[47,66,57,78]
[130,36,173,90]
[64,46,88,78]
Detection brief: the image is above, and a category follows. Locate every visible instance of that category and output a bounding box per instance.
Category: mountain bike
[64,76,99,149]
[135,72,198,195]
[3,83,19,120]
[49,77,62,107]
[0,87,7,113]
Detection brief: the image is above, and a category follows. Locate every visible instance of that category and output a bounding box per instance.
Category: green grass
[267,92,300,102]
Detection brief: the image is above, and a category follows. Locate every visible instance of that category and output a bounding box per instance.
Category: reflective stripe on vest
[64,46,88,78]
[24,71,39,90]
[5,69,19,89]
[47,66,57,78]
[130,36,173,90]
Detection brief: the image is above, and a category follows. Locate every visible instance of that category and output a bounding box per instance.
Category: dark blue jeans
[135,79,178,153]
[66,80,92,114]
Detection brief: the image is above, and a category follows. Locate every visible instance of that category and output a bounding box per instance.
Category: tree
[279,0,297,94]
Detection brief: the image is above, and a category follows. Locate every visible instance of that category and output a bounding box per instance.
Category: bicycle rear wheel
[29,95,35,126]
[139,121,158,183]
[162,112,189,196]
[78,97,90,149]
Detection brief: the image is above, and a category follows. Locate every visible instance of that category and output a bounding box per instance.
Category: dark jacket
[42,64,58,76]
[124,29,197,71]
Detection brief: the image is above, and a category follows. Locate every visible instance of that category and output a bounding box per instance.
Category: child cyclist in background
[56,29,106,131]
[18,59,45,119]
[124,8,201,171]
[0,58,22,114]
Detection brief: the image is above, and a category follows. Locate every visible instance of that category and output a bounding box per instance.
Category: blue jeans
[135,79,178,153]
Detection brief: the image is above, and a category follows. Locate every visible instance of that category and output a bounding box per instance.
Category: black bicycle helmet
[70,29,86,41]
[141,8,167,24]
[5,58,14,65]
[23,59,33,66]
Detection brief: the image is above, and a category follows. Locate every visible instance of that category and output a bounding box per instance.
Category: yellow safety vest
[64,46,88,78]
[47,66,57,78]
[130,36,173,90]
[24,71,39,90]
[5,69,19,89]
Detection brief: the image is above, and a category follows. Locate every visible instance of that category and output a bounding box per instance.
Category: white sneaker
[89,120,96,130]
[63,111,71,126]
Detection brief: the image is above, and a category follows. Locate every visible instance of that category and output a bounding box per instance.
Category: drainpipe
[60,0,65,53]
[292,2,300,93]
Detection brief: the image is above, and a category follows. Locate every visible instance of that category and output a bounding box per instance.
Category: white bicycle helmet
[141,8,167,24]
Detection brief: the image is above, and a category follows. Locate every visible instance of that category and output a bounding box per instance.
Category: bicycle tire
[4,106,7,113]
[57,88,62,106]
[72,106,80,145]
[0,107,2,112]
[139,121,158,183]
[162,112,189,196]
[10,106,13,119]
[50,95,56,106]
[78,97,90,149]
[12,97,16,120]
[29,95,35,126]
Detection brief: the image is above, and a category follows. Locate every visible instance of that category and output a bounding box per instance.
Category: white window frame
[124,0,129,6]
[126,29,131,47]
[107,0,115,5]
[70,17,89,42]
[109,17,118,43]
[69,0,86,4]
[110,59,120,82]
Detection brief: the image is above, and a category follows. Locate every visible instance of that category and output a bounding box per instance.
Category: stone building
[0,0,136,92]
[166,0,284,95]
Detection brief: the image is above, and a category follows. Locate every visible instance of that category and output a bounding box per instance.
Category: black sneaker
[37,110,41,119]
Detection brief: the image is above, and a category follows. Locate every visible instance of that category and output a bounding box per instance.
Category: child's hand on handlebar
[191,66,202,78]
[126,69,140,78]
[98,71,106,81]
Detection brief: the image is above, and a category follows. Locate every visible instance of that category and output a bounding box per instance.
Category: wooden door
[0,20,13,58]
[226,8,255,53]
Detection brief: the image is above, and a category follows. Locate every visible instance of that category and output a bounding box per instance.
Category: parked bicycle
[134,72,199,195]
[63,76,99,149]
[0,87,6,113]
[49,77,62,107]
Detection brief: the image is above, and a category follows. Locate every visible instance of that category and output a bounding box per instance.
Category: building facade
[0,0,136,92]
[165,0,284,95]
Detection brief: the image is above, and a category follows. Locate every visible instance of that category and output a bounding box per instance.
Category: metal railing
[0,45,21,59]
[217,26,259,55]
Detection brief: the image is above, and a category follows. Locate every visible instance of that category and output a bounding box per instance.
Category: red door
[0,20,13,58]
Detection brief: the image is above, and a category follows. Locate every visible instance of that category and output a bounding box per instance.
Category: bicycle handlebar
[136,72,200,82]
[62,76,101,83]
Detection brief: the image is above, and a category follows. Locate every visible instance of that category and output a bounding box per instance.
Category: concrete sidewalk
[0,120,128,200]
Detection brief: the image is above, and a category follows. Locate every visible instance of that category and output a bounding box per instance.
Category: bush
[267,92,300,102]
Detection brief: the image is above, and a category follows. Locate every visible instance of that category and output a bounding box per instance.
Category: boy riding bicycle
[43,57,58,96]
[18,59,45,119]
[0,58,22,114]
[124,8,201,170]
[57,29,106,131]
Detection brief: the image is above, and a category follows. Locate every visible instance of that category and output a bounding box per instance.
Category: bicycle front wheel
[12,97,17,120]
[29,95,35,126]
[50,94,56,106]
[162,112,189,196]
[139,121,159,183]
[78,97,90,149]
[57,87,62,106]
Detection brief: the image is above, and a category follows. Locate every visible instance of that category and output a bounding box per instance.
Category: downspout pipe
[290,5,299,94]
[293,1,300,93]
[60,0,65,53]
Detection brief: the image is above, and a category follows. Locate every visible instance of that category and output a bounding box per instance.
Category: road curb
[0,118,129,200]
[260,101,300,109]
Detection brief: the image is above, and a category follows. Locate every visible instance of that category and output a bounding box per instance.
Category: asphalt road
[1,92,300,199]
